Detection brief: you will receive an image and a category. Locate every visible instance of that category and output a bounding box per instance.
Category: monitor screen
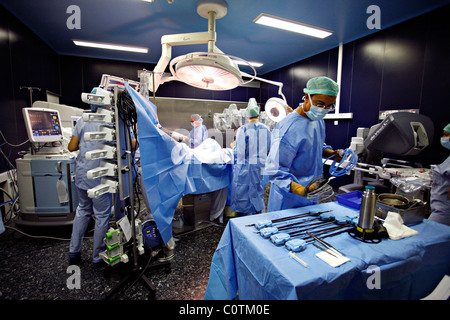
[23,108,64,143]
[364,112,434,156]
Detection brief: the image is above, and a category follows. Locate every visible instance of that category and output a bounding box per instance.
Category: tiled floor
[0,220,224,300]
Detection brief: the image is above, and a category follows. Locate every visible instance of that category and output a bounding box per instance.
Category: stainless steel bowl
[378,193,410,209]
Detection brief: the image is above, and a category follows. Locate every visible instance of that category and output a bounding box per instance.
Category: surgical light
[170,53,243,90]
[147,0,285,102]
[265,97,288,123]
[73,40,148,53]
[254,13,333,39]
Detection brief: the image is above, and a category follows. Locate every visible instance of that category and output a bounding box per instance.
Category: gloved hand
[307,182,321,193]
[291,181,307,197]
[323,148,343,162]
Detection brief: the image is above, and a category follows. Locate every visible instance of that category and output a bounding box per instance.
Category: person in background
[189,114,208,148]
[231,99,271,215]
[67,108,112,268]
[265,76,343,212]
[429,123,450,226]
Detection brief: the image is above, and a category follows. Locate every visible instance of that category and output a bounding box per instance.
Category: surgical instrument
[273,223,352,246]
[258,212,336,237]
[312,242,340,258]
[267,216,351,243]
[307,232,344,257]
[262,219,335,239]
[248,210,332,229]
[285,225,353,252]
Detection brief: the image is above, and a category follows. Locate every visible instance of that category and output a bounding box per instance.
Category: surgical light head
[265,97,288,123]
[303,76,339,97]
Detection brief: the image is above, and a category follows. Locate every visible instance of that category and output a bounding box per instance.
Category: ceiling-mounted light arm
[149,1,224,93]
[241,72,287,103]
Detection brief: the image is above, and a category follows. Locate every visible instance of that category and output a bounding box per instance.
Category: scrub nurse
[265,76,343,212]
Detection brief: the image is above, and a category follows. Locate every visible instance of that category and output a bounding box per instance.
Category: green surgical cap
[303,76,339,96]
[444,123,450,133]
[246,104,260,118]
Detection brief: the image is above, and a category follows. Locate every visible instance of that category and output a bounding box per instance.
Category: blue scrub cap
[303,76,339,96]
[444,123,450,133]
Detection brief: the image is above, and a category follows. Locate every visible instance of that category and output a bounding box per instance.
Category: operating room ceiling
[1,0,449,75]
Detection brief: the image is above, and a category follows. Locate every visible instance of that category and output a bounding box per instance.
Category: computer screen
[22,107,64,143]
[364,112,434,156]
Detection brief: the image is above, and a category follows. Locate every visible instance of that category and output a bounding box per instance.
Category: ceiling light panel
[73,40,149,53]
[233,60,263,68]
[254,13,333,39]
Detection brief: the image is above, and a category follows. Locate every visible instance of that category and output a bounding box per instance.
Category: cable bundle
[327,148,358,177]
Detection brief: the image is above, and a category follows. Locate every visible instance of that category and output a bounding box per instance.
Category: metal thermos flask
[358,185,376,230]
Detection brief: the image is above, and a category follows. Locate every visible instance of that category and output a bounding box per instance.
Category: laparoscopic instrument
[247,209,332,230]
[257,212,338,238]
[307,231,345,258]
[284,225,353,253]
[270,222,353,247]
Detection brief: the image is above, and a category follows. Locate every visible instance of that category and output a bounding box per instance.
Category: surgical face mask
[441,137,450,150]
[303,95,331,121]
[191,122,201,127]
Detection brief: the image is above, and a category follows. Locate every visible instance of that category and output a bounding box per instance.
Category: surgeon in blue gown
[265,76,343,212]
[231,100,271,215]
[189,114,208,148]
[429,123,450,226]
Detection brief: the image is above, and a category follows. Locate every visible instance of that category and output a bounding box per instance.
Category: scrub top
[265,108,330,211]
[429,155,450,226]
[231,122,271,214]
[72,118,103,190]
[189,124,208,148]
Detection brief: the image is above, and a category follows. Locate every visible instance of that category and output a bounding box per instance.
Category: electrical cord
[0,129,29,147]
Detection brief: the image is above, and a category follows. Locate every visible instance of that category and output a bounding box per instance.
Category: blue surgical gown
[231,122,271,214]
[264,109,331,212]
[189,124,208,148]
[429,155,450,226]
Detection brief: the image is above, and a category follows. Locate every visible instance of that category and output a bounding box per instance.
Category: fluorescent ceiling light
[254,13,333,39]
[233,60,263,68]
[73,40,149,53]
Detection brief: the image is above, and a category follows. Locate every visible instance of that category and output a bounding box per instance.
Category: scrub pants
[69,188,112,263]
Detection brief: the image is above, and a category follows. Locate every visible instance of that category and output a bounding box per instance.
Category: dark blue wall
[0,5,60,173]
[260,4,450,168]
